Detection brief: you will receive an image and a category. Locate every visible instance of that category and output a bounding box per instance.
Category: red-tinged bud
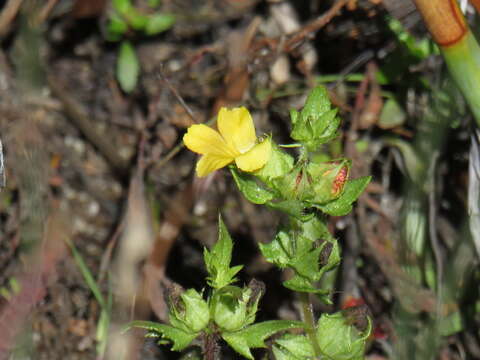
[308,159,350,204]
[332,165,349,196]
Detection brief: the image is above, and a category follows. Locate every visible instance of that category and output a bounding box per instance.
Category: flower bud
[212,287,248,332]
[211,284,262,332]
[169,288,210,333]
[274,163,314,202]
[316,311,371,359]
[308,160,350,204]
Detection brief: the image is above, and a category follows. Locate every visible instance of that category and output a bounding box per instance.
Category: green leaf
[222,320,304,359]
[266,200,313,220]
[295,216,333,242]
[438,310,463,336]
[272,346,305,360]
[283,274,330,299]
[67,239,106,309]
[9,278,20,295]
[379,98,406,129]
[290,86,341,151]
[117,41,140,93]
[145,14,176,35]
[123,321,197,351]
[316,312,371,360]
[105,15,129,41]
[293,87,331,125]
[113,0,132,14]
[388,17,438,60]
[273,334,315,359]
[289,245,322,280]
[126,8,149,30]
[314,111,340,145]
[204,215,243,289]
[315,176,371,216]
[258,230,292,267]
[231,168,275,205]
[96,309,110,357]
[254,142,294,183]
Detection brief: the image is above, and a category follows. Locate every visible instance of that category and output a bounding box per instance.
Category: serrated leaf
[283,274,330,299]
[290,86,341,150]
[274,334,315,358]
[145,13,175,35]
[311,109,337,137]
[290,246,322,281]
[267,200,313,220]
[296,216,333,242]
[117,41,140,93]
[204,216,242,288]
[301,86,332,121]
[258,230,291,267]
[123,321,197,351]
[231,168,275,205]
[222,320,304,359]
[315,176,371,216]
[272,345,305,360]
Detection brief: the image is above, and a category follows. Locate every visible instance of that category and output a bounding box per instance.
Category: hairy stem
[299,292,322,358]
[203,333,218,360]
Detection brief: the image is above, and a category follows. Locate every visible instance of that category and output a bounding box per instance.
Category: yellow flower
[183,107,272,177]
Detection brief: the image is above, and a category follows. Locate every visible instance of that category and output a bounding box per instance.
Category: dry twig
[0,0,22,38]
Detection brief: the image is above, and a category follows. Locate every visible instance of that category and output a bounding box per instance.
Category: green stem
[299,292,322,358]
[442,30,480,127]
[278,143,303,148]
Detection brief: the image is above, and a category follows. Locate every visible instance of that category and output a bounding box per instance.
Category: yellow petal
[235,137,272,172]
[217,107,256,154]
[183,124,237,157]
[196,154,233,177]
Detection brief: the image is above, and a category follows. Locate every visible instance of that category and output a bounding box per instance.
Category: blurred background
[0,0,479,359]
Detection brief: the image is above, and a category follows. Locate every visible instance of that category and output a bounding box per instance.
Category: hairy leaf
[222,320,304,359]
[123,321,197,351]
[204,216,242,289]
[231,169,275,204]
[274,334,314,359]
